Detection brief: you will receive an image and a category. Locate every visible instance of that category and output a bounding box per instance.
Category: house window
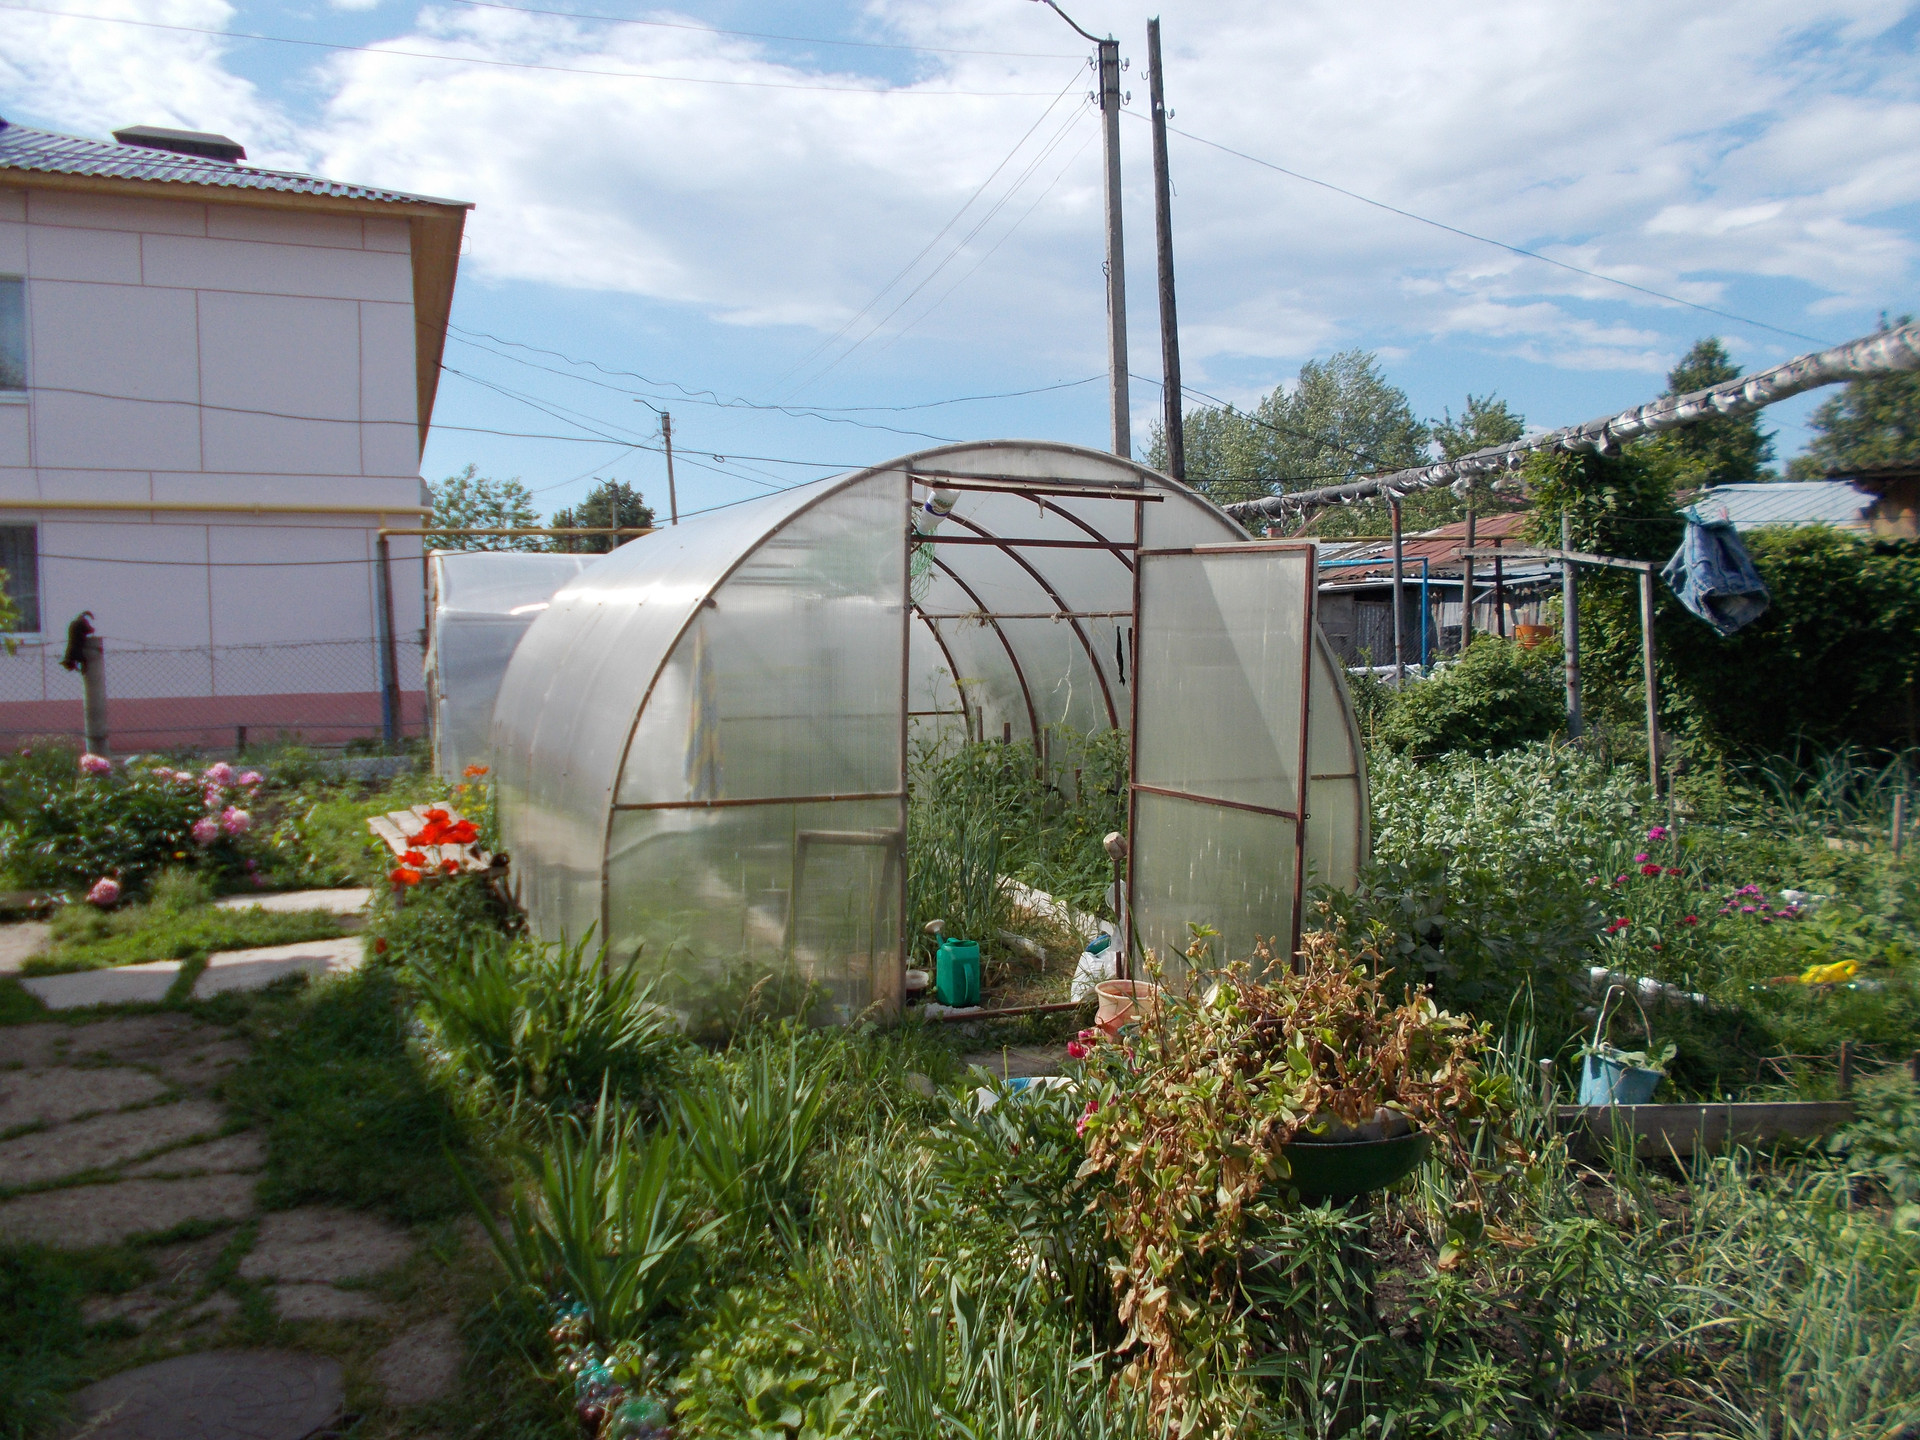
[0,526,40,633]
[0,278,22,392]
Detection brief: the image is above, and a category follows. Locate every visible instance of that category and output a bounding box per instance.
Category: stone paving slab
[0,1066,168,1129]
[63,1014,224,1064]
[0,1023,64,1068]
[0,1173,256,1248]
[0,920,49,974]
[18,962,181,1012]
[214,887,371,916]
[151,1038,253,1091]
[0,1099,226,1187]
[270,1282,391,1322]
[64,1349,343,1440]
[239,1206,414,1285]
[376,1316,462,1405]
[960,1044,1071,1079]
[124,1131,266,1178]
[192,938,365,998]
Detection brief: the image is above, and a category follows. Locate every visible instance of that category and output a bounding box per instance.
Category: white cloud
[3,0,1916,397]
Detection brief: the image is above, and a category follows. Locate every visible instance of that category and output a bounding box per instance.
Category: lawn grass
[25,902,346,976]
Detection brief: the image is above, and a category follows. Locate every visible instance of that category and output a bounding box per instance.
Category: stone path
[0,1009,465,1429]
[960,1044,1070,1079]
[214,887,372,917]
[17,937,365,1012]
[0,919,49,974]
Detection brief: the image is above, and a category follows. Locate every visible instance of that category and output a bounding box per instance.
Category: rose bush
[0,754,267,894]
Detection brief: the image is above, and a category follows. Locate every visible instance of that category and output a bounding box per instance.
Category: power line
[0,6,1077,97]
[1144,113,1833,348]
[448,325,1103,412]
[444,0,1080,60]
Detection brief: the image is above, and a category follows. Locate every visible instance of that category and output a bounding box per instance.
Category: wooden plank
[1558,1101,1855,1158]
[367,816,411,854]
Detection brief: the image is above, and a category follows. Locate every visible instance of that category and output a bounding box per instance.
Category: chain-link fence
[0,635,428,752]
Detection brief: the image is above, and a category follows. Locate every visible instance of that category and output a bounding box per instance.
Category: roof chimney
[112,125,245,163]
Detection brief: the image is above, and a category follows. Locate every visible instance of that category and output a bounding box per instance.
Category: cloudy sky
[4,0,1917,517]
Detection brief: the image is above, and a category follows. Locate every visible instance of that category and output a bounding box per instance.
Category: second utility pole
[1147,17,1182,482]
[1038,1,1129,458]
[660,411,680,525]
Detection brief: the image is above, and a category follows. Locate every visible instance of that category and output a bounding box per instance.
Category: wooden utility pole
[1640,569,1660,794]
[1461,501,1476,650]
[1561,511,1582,737]
[1039,2,1130,457]
[661,411,680,526]
[1147,18,1182,481]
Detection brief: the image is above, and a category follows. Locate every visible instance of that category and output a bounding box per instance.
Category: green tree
[1147,350,1429,510]
[1375,635,1564,757]
[549,479,655,554]
[1787,316,1920,477]
[1432,393,1525,460]
[427,464,540,551]
[1641,338,1775,487]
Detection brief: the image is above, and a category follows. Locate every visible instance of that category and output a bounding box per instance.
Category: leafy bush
[0,758,264,894]
[1374,635,1565,757]
[411,932,688,1118]
[1827,1068,1920,1203]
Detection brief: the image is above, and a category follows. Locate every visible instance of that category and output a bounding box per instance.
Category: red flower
[1075,1098,1100,1137]
[1641,863,1662,877]
[401,849,426,866]
[1681,915,1699,926]
[463,765,489,778]
[422,808,450,823]
[1665,866,1683,877]
[389,866,421,886]
[440,858,460,875]
[373,937,389,954]
[1066,1039,1090,1060]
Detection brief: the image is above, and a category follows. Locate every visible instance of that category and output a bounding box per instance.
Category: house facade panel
[0,117,468,749]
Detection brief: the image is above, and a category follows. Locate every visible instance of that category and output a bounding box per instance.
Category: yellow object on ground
[1797,959,1858,985]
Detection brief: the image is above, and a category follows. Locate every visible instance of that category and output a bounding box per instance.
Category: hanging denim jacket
[1661,506,1770,635]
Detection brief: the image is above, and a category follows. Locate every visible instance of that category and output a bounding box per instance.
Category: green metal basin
[1279,1130,1432,1202]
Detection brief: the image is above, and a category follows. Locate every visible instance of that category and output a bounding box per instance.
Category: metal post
[1494,541,1507,638]
[1461,502,1476,651]
[80,634,106,754]
[661,410,680,526]
[1147,18,1182,482]
[1640,567,1660,796]
[1419,557,1430,670]
[375,534,401,745]
[1098,36,1131,457]
[1561,511,1582,737]
[1390,498,1405,684]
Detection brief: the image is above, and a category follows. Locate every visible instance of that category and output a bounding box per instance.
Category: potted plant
[1576,985,1674,1106]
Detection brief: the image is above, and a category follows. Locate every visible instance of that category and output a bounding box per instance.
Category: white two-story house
[0,117,469,751]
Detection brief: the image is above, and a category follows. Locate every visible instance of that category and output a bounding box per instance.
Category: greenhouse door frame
[1125,540,1317,974]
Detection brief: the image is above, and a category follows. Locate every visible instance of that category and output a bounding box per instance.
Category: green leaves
[675,1029,830,1247]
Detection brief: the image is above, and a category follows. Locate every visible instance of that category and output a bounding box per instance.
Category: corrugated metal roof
[0,118,469,208]
[1695,482,1873,531]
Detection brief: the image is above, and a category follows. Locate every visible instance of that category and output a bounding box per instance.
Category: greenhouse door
[1127,542,1316,977]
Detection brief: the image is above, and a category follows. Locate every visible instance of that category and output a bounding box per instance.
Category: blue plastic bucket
[1578,1054,1661,1106]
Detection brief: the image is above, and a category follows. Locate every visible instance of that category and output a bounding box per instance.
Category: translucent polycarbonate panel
[1130,789,1298,979]
[429,552,596,781]
[1305,632,1369,889]
[616,477,905,806]
[605,798,901,1034]
[434,550,594,616]
[1134,547,1314,814]
[907,615,967,751]
[493,478,854,946]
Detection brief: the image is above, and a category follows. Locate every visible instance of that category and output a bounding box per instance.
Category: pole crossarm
[1226,320,1920,521]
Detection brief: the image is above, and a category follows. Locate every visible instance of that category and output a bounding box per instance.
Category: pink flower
[220,807,251,836]
[237,770,263,788]
[79,752,113,776]
[86,877,121,906]
[1740,904,1756,913]
[1634,852,1649,863]
[1066,1039,1091,1060]
[203,762,236,787]
[1076,1098,1100,1137]
[190,816,220,845]
[1647,825,1669,841]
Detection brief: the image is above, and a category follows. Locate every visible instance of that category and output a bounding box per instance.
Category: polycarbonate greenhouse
[425,550,594,781]
[490,441,1369,1026]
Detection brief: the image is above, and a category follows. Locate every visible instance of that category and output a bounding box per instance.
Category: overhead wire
[443,0,1080,59]
[0,5,1077,97]
[1140,112,1832,348]
[777,66,1089,389]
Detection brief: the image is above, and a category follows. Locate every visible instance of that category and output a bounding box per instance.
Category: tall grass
[410,931,687,1118]
[675,1028,830,1247]
[1743,743,1918,843]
